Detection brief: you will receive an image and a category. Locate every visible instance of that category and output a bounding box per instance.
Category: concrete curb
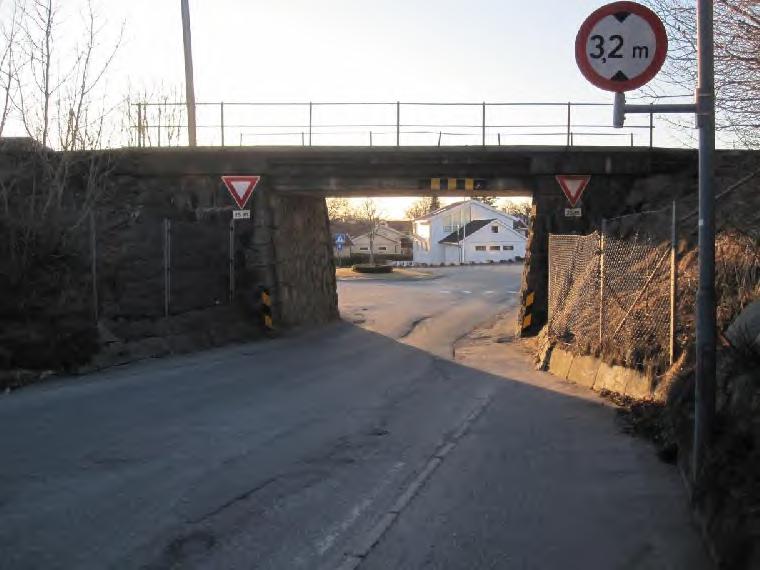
[547,348,655,400]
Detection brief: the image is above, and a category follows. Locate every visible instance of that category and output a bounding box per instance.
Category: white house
[412,200,527,265]
[350,222,412,257]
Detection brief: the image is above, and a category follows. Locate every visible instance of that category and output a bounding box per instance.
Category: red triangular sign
[555,175,591,207]
[221,175,261,209]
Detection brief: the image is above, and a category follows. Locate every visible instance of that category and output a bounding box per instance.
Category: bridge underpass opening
[326,189,534,347]
[92,144,754,338]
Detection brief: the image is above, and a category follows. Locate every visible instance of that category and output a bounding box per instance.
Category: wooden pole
[180,0,197,146]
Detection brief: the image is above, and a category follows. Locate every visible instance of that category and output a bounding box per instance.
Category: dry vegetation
[0,0,121,374]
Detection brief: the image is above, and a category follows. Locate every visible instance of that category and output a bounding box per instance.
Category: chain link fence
[90,215,239,321]
[547,232,600,346]
[548,206,678,371]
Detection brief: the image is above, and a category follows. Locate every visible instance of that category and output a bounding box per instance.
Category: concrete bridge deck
[105,145,706,197]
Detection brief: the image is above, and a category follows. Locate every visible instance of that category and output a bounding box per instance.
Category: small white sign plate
[565,208,582,217]
[233,210,251,220]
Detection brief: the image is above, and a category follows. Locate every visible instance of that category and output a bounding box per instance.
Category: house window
[475,245,486,251]
[379,246,387,251]
[360,247,369,251]
[489,245,501,251]
[491,225,499,233]
[503,245,514,251]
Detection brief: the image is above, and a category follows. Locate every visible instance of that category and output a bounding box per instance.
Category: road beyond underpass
[0,265,709,569]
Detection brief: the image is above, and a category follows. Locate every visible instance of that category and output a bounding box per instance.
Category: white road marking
[438,290,451,294]
[340,394,494,568]
[461,290,472,294]
[483,290,495,295]
[314,461,405,557]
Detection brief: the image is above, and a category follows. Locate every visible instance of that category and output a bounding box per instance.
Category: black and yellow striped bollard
[261,288,274,332]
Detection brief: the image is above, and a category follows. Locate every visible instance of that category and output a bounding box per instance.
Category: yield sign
[555,175,591,208]
[221,175,261,209]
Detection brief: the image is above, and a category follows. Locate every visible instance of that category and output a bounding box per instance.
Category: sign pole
[694,0,716,484]
[577,0,716,482]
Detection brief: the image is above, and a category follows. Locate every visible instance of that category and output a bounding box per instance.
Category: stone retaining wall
[0,147,339,377]
[547,347,656,400]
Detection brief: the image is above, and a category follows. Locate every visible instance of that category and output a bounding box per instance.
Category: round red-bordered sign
[575,1,667,92]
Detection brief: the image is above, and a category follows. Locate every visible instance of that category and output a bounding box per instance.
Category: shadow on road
[0,320,709,570]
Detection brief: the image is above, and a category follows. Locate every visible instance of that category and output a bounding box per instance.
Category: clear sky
[109,0,668,102]
[5,0,704,217]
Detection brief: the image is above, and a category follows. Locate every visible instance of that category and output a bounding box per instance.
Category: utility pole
[180,0,198,147]
[693,0,716,483]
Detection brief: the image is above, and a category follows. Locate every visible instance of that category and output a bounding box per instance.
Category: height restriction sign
[575,1,667,92]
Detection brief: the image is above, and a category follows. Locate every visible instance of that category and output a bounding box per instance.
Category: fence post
[90,212,98,321]
[482,102,486,146]
[143,104,148,147]
[599,219,606,347]
[136,103,142,147]
[163,219,171,317]
[396,101,401,147]
[630,132,634,147]
[649,109,654,148]
[670,200,678,366]
[220,102,225,147]
[229,218,235,302]
[308,102,313,146]
[369,131,373,146]
[498,133,501,146]
[566,102,572,146]
[157,106,162,147]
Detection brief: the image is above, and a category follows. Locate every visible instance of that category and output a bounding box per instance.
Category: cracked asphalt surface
[0,265,710,569]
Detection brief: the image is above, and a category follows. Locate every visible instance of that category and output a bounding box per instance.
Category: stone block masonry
[93,171,339,354]
[0,146,339,377]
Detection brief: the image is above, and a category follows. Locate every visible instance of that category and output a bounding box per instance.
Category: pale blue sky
[118,0,620,102]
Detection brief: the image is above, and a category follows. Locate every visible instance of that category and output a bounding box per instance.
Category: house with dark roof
[412,200,527,265]
[330,220,413,258]
[349,222,412,257]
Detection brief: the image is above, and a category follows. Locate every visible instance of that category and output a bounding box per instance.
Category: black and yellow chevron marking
[426,178,487,191]
[261,288,273,331]
[521,291,535,330]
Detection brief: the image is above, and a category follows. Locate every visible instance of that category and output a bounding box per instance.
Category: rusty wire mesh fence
[602,209,674,366]
[547,232,600,345]
[548,206,677,371]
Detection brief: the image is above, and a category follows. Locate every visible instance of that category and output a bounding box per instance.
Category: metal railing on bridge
[129,101,657,148]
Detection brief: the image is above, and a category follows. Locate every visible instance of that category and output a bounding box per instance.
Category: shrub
[352,264,393,274]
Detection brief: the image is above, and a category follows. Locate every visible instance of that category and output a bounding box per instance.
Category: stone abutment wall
[0,146,338,377]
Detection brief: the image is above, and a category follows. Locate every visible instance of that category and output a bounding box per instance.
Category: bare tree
[0,1,22,137]
[502,199,532,225]
[405,196,441,220]
[473,195,497,206]
[1,0,122,310]
[405,198,431,220]
[642,0,760,147]
[10,0,123,150]
[358,199,382,265]
[326,197,352,222]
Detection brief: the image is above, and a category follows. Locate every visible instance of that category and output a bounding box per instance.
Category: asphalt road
[0,265,709,569]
